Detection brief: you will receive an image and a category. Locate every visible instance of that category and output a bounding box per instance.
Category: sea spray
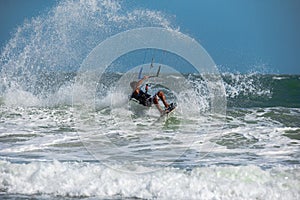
[0,0,173,106]
[223,73,300,108]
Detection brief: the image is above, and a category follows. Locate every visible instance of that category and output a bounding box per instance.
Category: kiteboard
[161,102,177,117]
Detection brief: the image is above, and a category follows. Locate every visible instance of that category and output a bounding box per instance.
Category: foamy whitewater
[0,1,299,199]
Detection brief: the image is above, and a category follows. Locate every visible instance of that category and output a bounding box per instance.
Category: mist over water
[0,0,173,106]
[0,0,299,199]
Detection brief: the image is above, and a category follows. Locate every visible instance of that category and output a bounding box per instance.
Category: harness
[131,88,153,107]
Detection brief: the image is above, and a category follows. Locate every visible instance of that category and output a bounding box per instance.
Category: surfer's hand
[143,76,149,80]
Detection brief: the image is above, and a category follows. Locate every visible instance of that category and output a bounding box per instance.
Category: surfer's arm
[135,76,149,90]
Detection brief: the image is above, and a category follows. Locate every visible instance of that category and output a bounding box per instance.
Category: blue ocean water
[0,1,299,199]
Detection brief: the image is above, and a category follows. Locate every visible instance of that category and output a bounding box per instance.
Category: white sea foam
[0,105,299,198]
[223,72,271,98]
[4,88,41,107]
[272,76,288,80]
[0,160,298,199]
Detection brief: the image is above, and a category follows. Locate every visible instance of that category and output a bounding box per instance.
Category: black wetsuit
[131,90,153,107]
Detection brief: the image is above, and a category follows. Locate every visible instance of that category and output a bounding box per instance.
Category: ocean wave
[0,160,299,199]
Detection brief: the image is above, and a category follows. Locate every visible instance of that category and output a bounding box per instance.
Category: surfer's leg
[153,95,164,114]
[156,91,169,108]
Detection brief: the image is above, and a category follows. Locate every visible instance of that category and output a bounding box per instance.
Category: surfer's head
[130,81,138,89]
